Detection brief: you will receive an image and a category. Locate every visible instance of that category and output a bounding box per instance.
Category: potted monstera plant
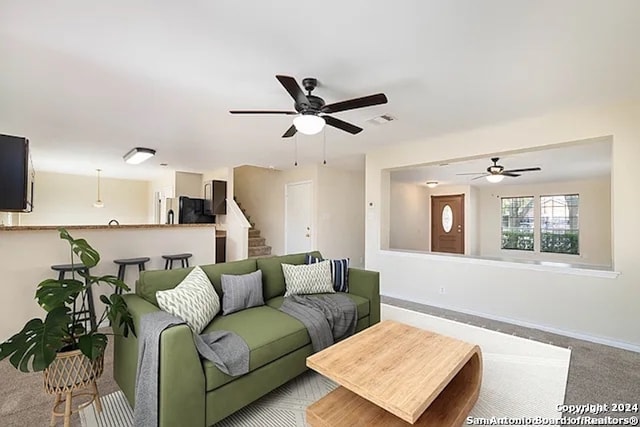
[0,228,135,395]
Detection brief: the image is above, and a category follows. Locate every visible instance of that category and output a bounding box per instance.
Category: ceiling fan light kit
[426,181,439,188]
[123,147,156,165]
[485,174,505,183]
[293,114,325,135]
[229,75,388,138]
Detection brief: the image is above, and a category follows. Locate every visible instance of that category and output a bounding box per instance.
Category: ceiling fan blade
[471,174,489,181]
[282,124,297,138]
[502,172,521,177]
[323,115,363,134]
[230,110,297,115]
[276,75,310,108]
[456,172,485,176]
[322,93,388,114]
[502,167,541,173]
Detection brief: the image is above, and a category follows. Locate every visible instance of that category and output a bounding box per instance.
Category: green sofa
[113,252,380,426]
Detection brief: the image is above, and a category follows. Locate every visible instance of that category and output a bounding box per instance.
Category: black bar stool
[113,257,150,295]
[162,253,192,269]
[51,264,97,332]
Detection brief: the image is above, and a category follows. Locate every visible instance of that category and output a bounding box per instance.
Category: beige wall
[366,101,640,349]
[477,177,612,266]
[317,167,365,267]
[389,181,429,251]
[17,171,150,226]
[234,164,365,265]
[175,171,204,198]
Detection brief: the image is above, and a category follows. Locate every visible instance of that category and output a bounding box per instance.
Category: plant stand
[43,349,104,427]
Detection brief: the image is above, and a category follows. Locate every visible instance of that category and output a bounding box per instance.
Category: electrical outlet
[439,286,446,294]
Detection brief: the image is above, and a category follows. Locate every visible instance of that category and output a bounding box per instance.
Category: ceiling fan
[229,75,388,138]
[457,157,541,183]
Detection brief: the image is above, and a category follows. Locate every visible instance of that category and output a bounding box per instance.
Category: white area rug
[81,304,570,426]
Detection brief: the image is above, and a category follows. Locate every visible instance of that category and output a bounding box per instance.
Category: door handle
[305,234,310,238]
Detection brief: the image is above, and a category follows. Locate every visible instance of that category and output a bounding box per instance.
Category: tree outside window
[501,196,535,251]
[541,194,579,254]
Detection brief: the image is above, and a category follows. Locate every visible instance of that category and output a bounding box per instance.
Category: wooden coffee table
[306,320,482,426]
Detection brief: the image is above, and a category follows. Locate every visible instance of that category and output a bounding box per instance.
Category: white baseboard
[382,293,640,353]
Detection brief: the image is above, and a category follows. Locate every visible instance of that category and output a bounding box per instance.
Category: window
[541,194,579,254]
[501,196,534,251]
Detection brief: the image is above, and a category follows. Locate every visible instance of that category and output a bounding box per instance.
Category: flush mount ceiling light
[486,174,505,183]
[293,114,326,135]
[123,147,156,164]
[426,181,439,188]
[93,169,104,208]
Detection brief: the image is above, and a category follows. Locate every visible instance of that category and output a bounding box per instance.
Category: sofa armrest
[113,294,206,427]
[348,268,380,325]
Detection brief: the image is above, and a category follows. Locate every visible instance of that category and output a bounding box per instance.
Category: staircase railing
[218,198,251,261]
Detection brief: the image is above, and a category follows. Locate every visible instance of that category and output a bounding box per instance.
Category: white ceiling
[390,137,611,186]
[1,1,639,179]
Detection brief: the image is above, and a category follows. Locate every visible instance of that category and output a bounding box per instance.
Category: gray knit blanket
[134,311,249,427]
[280,293,357,352]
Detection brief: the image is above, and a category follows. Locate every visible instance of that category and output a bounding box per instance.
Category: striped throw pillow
[305,254,349,292]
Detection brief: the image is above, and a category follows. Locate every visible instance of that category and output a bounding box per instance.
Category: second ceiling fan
[229,75,388,138]
[457,157,542,183]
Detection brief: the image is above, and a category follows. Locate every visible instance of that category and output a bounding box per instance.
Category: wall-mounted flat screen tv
[0,134,33,212]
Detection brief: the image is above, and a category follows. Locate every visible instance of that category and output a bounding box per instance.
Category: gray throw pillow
[221,270,265,315]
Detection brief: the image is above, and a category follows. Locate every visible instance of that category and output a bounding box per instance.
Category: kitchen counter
[0,224,219,231]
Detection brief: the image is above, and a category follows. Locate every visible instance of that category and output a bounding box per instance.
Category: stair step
[248,237,266,247]
[248,229,261,238]
[248,245,272,257]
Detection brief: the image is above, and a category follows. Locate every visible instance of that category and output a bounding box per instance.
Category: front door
[431,194,465,254]
[285,181,313,254]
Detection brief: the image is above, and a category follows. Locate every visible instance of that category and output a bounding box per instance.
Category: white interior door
[285,181,313,254]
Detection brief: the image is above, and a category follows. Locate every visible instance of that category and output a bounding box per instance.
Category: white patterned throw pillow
[156,266,220,334]
[282,260,334,297]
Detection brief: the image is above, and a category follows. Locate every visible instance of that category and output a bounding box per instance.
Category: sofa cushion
[201,305,310,392]
[156,266,221,334]
[306,254,350,292]
[136,259,258,306]
[257,251,322,300]
[221,270,264,315]
[282,261,334,297]
[201,259,258,297]
[266,293,370,319]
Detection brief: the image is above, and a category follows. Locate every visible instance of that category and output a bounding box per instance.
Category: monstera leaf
[35,278,84,312]
[0,307,72,372]
[101,294,136,338]
[92,274,130,294]
[58,228,100,268]
[78,333,107,360]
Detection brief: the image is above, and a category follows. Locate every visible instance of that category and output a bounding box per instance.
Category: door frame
[284,180,315,254]
[430,193,465,254]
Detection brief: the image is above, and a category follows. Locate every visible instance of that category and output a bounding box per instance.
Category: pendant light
[93,169,104,208]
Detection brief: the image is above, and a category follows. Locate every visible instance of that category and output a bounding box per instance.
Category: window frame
[539,193,580,256]
[500,195,536,252]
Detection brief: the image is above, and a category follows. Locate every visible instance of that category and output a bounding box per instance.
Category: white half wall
[0,226,215,342]
[366,101,640,349]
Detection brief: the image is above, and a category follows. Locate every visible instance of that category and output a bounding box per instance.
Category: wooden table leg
[92,381,102,413]
[50,393,61,427]
[63,391,72,427]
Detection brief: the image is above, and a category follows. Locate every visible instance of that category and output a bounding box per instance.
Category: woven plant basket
[43,348,104,394]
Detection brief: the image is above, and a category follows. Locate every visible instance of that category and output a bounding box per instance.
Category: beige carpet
[0,331,119,427]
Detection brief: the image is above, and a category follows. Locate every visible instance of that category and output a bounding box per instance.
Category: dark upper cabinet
[204,180,227,215]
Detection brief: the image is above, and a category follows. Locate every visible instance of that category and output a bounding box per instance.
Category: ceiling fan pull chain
[294,134,298,167]
[323,129,327,165]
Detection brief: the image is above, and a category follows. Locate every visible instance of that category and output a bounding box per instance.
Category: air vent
[367,114,396,125]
